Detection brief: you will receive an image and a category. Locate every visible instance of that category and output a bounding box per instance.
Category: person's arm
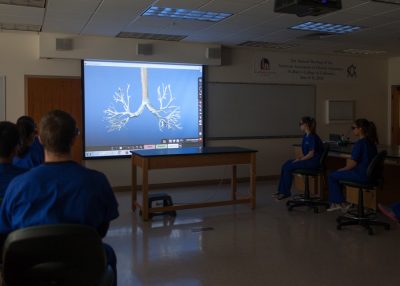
[294,150,315,162]
[96,173,119,238]
[295,135,316,162]
[97,222,110,238]
[338,141,361,171]
[338,159,357,171]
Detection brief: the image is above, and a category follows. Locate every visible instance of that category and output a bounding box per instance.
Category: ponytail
[16,116,36,157]
[366,121,379,145]
[354,118,379,145]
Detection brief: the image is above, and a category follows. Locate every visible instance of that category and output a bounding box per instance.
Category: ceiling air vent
[0,23,41,32]
[297,32,336,40]
[117,32,186,42]
[238,41,298,49]
[0,0,46,8]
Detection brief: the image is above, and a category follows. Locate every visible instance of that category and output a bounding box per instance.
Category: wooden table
[131,147,257,221]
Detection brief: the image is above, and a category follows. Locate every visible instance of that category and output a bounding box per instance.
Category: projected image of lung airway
[83,60,203,158]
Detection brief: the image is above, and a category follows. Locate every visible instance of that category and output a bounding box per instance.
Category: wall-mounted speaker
[56,38,73,51]
[206,47,221,59]
[137,43,153,55]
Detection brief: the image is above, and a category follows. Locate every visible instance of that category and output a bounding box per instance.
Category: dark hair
[301,116,317,134]
[39,110,77,155]
[354,118,379,144]
[16,116,36,157]
[0,121,20,158]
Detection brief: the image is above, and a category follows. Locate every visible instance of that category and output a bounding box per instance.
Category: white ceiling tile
[154,0,211,9]
[345,1,399,16]
[42,0,102,33]
[351,15,400,28]
[0,3,43,25]
[82,0,154,36]
[341,0,370,9]
[375,7,400,18]
[125,16,174,29]
[199,0,263,14]
[0,0,395,57]
[315,12,367,24]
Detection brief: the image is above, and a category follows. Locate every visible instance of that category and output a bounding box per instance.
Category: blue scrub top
[0,161,119,234]
[351,137,377,177]
[13,136,44,169]
[301,133,323,162]
[0,164,27,198]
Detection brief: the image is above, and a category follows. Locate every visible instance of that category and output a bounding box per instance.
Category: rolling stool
[337,151,390,235]
[287,143,330,213]
[140,193,176,219]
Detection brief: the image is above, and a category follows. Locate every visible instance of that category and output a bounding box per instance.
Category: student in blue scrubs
[275,116,323,200]
[0,110,119,285]
[0,121,27,199]
[13,116,44,169]
[327,119,378,212]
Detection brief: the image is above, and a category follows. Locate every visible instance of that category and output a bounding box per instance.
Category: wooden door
[26,76,82,163]
[391,86,400,146]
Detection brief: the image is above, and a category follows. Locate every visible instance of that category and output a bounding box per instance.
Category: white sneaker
[327,204,342,212]
[341,203,352,213]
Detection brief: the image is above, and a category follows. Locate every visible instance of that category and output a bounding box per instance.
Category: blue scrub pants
[328,170,367,204]
[278,159,320,196]
[391,202,400,219]
[103,243,117,286]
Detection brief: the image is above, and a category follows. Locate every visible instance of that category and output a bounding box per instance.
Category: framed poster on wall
[326,100,355,124]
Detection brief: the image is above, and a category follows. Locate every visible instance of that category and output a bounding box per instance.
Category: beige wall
[0,31,389,187]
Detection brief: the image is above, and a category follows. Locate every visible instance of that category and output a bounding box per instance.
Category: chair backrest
[319,143,330,168]
[2,224,109,286]
[366,150,387,184]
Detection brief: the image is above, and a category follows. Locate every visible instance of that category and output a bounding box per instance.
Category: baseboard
[112,175,279,192]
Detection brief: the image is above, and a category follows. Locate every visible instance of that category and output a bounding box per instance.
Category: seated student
[274,116,324,200]
[13,115,44,169]
[0,110,119,285]
[327,119,378,212]
[378,203,400,223]
[0,121,27,199]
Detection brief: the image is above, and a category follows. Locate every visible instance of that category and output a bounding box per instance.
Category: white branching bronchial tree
[104,67,182,132]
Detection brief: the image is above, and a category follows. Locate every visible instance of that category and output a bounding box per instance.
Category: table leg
[142,160,150,221]
[250,153,257,209]
[232,165,237,200]
[131,161,137,212]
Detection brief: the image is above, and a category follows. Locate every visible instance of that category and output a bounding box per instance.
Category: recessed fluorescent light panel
[142,6,232,22]
[290,21,361,34]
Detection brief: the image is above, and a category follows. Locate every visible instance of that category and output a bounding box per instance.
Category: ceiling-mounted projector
[274,0,342,17]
